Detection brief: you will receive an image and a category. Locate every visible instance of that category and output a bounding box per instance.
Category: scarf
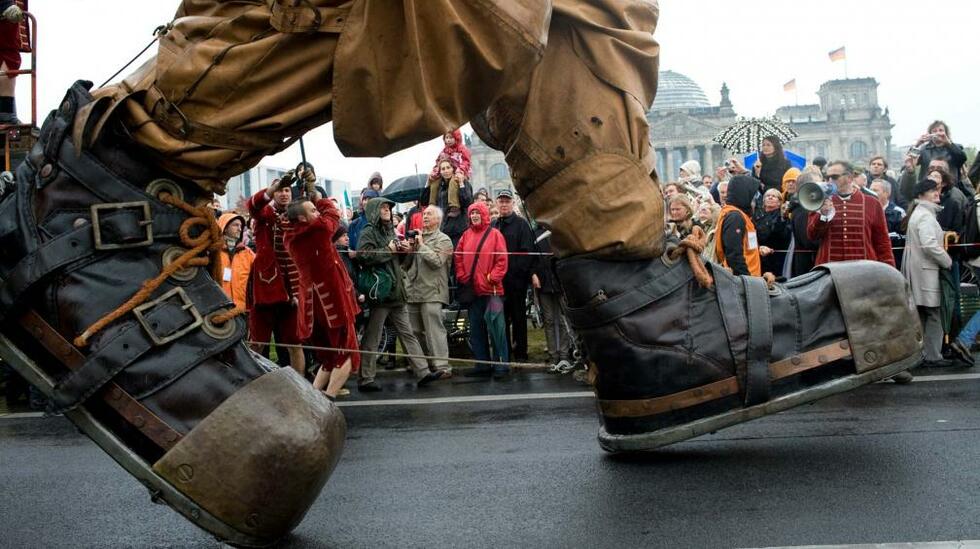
[429,176,460,210]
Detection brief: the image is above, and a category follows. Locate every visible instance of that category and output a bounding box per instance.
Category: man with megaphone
[806,161,896,268]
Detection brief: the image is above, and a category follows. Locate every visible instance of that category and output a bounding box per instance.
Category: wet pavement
[1,367,979,548]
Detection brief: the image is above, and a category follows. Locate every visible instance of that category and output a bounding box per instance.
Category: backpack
[959,197,980,260]
[356,265,394,304]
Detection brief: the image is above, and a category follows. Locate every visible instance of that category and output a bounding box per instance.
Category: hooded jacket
[356,197,407,304]
[217,212,255,311]
[717,175,762,276]
[454,202,508,297]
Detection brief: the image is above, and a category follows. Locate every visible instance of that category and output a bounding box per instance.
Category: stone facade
[469,71,896,187]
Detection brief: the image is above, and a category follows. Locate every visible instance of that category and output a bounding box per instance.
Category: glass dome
[651,70,711,113]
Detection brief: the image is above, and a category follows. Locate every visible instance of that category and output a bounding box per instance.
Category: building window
[242,171,252,197]
[850,140,868,160]
[489,163,509,180]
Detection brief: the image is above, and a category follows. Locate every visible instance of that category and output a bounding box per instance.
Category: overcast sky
[26,1,980,192]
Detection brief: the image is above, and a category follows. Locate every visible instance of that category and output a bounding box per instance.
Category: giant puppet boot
[0,82,345,546]
[471,3,923,452]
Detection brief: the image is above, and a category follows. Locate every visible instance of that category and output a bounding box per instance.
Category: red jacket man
[807,160,895,268]
[246,176,310,375]
[284,195,360,399]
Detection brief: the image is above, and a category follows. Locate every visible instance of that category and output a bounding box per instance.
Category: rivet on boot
[40,164,54,178]
[177,464,195,483]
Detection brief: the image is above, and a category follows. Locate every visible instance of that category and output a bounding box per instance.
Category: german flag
[828,46,846,62]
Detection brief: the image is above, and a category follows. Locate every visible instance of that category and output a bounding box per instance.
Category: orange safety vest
[714,205,762,276]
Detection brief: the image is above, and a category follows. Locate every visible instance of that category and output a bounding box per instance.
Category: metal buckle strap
[0,205,186,321]
[20,309,183,450]
[90,201,154,250]
[743,276,773,406]
[48,287,204,415]
[133,287,203,346]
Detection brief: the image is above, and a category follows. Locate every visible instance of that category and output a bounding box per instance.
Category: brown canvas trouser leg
[81,0,658,257]
[473,1,664,259]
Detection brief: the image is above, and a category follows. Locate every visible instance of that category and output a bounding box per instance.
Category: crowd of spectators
[202,129,573,400]
[660,120,980,373]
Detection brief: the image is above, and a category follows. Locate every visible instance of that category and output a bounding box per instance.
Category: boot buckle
[90,201,154,250]
[133,287,203,346]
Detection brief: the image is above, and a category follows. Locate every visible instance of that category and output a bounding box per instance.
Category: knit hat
[781,167,801,193]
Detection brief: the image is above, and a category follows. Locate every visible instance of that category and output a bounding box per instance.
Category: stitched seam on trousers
[467,0,547,54]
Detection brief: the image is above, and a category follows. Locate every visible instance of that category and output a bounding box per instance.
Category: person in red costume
[0,0,24,124]
[807,160,895,268]
[284,184,361,400]
[429,129,472,180]
[247,171,311,376]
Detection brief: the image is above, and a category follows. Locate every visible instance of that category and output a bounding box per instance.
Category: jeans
[503,285,529,360]
[957,309,980,348]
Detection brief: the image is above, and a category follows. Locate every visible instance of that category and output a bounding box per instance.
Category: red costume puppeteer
[246,189,311,345]
[806,192,895,267]
[284,198,361,372]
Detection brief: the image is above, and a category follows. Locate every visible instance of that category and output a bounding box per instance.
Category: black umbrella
[381,173,429,204]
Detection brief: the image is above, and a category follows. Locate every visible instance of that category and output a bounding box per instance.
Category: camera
[405,229,419,240]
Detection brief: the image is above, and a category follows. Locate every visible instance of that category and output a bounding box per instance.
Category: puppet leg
[470,0,922,452]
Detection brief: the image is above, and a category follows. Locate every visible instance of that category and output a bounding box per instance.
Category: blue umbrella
[743,149,806,171]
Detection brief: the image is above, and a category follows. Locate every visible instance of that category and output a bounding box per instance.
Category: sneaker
[555,359,574,374]
[336,388,351,397]
[358,381,383,392]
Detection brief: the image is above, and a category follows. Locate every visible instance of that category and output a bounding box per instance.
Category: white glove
[2,4,24,23]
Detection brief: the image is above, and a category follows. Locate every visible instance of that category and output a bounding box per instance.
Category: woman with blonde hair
[667,194,696,239]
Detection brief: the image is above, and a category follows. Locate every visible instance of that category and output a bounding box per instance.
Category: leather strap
[564,259,693,329]
[743,276,773,406]
[769,340,852,379]
[21,310,183,449]
[0,130,192,320]
[713,269,748,369]
[48,288,207,414]
[147,87,290,151]
[599,339,852,418]
[600,377,739,418]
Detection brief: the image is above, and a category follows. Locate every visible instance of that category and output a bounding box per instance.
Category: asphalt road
[1,368,979,548]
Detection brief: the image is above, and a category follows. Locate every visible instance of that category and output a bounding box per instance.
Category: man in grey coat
[405,206,454,374]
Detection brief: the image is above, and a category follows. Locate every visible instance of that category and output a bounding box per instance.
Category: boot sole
[597,353,920,453]
[0,332,287,547]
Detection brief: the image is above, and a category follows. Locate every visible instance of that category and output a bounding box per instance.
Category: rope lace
[667,225,714,289]
[74,193,243,347]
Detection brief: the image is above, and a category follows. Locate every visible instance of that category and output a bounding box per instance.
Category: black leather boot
[0,82,344,546]
[556,248,922,452]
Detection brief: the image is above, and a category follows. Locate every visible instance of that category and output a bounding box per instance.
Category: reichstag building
[469,70,895,193]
